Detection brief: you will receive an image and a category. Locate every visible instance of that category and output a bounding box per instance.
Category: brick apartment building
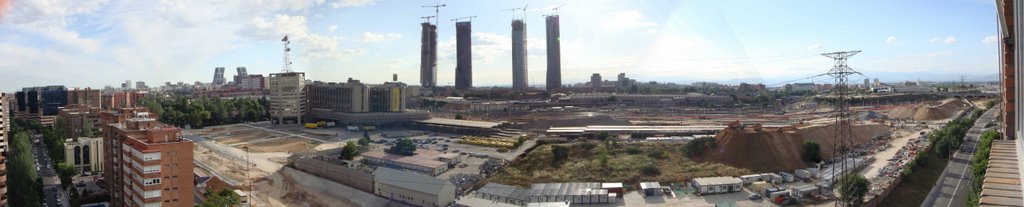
[101,107,194,207]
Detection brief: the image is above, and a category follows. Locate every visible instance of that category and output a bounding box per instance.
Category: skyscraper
[234,67,248,84]
[455,21,473,90]
[545,15,562,91]
[591,73,602,90]
[213,67,226,85]
[512,19,528,91]
[420,22,438,87]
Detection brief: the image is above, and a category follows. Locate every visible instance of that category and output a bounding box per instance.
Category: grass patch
[487,142,752,187]
[878,150,949,207]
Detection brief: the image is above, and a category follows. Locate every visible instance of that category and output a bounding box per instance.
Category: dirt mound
[887,98,965,121]
[700,124,890,172]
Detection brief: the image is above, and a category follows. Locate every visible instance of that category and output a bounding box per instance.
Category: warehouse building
[361,150,457,176]
[691,177,743,195]
[475,183,531,206]
[374,167,456,207]
[471,182,619,205]
[526,182,614,204]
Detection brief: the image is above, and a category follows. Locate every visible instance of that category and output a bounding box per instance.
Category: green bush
[802,140,822,163]
[640,165,661,176]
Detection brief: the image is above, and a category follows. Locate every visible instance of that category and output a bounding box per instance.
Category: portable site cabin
[739,174,762,185]
[692,177,743,195]
[794,169,813,179]
[758,173,773,182]
[778,172,795,183]
[768,173,784,184]
[789,184,820,199]
[639,182,663,196]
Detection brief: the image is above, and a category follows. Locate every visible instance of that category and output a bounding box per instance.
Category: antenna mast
[281,35,293,73]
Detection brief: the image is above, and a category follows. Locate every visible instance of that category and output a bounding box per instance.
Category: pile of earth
[887,98,966,121]
[698,124,891,172]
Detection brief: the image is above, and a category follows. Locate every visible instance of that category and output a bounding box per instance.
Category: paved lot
[922,107,997,207]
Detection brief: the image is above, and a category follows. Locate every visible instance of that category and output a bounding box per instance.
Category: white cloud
[927,50,953,57]
[885,36,904,45]
[983,35,999,44]
[931,36,957,44]
[359,32,401,43]
[602,10,657,31]
[330,0,376,8]
[807,43,822,50]
[943,36,957,44]
[238,14,357,60]
[329,25,338,32]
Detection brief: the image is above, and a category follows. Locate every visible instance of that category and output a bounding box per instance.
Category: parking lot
[360,128,537,179]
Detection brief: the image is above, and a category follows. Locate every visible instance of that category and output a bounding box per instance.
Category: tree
[802,140,822,163]
[200,189,241,207]
[596,132,610,142]
[80,121,94,138]
[58,162,77,189]
[551,145,571,165]
[599,150,610,168]
[454,114,464,120]
[358,136,371,146]
[838,174,870,206]
[340,141,360,160]
[8,131,42,207]
[386,139,417,156]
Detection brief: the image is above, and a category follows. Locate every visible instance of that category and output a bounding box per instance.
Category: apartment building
[102,107,194,207]
[1,90,9,206]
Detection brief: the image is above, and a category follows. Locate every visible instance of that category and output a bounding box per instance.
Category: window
[143,178,161,186]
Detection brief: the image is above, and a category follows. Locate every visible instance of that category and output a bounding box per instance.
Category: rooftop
[374,167,451,195]
[362,150,447,169]
[416,118,502,129]
[692,177,743,186]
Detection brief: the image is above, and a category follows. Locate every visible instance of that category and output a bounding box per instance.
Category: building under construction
[455,21,473,90]
[420,22,438,87]
[512,19,528,91]
[546,15,562,90]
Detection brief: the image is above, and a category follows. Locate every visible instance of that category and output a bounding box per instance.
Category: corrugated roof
[417,118,502,129]
[374,167,452,195]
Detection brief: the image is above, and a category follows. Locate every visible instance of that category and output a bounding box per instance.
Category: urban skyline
[0,0,1002,91]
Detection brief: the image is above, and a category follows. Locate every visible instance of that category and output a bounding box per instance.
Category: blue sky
[0,0,1001,91]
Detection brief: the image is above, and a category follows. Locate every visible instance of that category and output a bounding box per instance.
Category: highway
[920,107,998,207]
[31,134,69,207]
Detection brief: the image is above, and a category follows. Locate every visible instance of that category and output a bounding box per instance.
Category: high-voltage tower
[821,50,862,207]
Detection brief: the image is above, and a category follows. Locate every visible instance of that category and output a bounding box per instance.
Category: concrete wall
[279,167,391,207]
[292,157,375,193]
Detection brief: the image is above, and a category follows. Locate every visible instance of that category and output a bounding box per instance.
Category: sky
[0,0,1002,91]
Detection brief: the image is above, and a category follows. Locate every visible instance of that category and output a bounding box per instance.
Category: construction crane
[450,16,477,22]
[501,7,521,19]
[421,3,446,25]
[421,16,436,23]
[551,4,566,14]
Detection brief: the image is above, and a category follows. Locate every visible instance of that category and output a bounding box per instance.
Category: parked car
[748,194,762,200]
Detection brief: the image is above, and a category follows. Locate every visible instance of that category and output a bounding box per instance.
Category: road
[921,107,998,207]
[31,134,68,207]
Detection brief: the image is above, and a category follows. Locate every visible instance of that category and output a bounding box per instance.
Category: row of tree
[138,96,270,128]
[929,112,978,158]
[965,130,1000,207]
[7,118,44,206]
